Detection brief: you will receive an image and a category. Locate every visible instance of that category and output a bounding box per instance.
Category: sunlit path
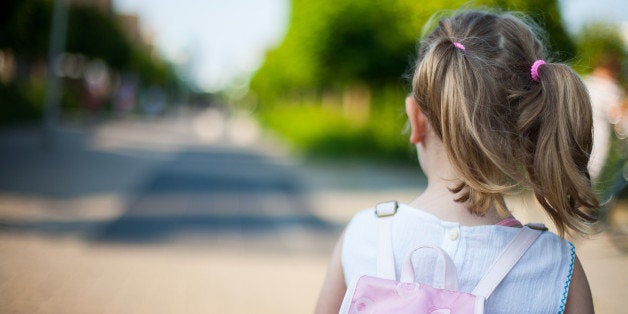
[0,109,624,313]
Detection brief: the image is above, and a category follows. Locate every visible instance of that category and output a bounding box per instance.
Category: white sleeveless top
[342,204,575,313]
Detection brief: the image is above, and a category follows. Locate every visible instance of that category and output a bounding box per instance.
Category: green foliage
[0,0,184,124]
[130,49,179,88]
[0,81,43,125]
[66,5,132,70]
[316,2,415,88]
[483,0,575,60]
[258,86,413,160]
[2,1,129,68]
[0,0,53,59]
[0,0,180,86]
[251,0,575,100]
[574,22,626,77]
[250,0,577,160]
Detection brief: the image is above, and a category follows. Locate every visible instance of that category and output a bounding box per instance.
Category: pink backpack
[339,201,543,314]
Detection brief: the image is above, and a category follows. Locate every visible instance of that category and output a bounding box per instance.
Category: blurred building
[116,13,156,55]
[117,14,141,43]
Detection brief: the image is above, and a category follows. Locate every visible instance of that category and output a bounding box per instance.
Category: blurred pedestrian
[585,54,624,183]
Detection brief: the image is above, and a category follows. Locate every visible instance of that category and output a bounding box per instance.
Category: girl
[316,10,597,313]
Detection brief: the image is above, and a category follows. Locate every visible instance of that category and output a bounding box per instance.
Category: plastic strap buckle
[375,201,398,218]
[525,223,548,231]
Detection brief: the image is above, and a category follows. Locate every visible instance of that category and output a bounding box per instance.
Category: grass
[256,96,416,164]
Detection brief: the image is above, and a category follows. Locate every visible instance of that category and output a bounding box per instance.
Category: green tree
[0,0,183,124]
[249,0,578,159]
[574,22,626,78]
[251,0,575,103]
[0,0,52,59]
[66,5,132,70]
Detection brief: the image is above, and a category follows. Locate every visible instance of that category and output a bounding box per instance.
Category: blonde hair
[412,10,599,236]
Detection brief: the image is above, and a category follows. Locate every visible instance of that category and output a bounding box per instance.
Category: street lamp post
[43,0,69,150]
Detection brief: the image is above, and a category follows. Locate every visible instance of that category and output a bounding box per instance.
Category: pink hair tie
[453,42,465,52]
[530,59,546,82]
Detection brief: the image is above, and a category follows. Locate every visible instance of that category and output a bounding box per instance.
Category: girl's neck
[408,178,510,226]
[413,133,513,226]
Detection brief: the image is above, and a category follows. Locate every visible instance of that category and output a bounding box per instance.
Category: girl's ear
[405,96,427,144]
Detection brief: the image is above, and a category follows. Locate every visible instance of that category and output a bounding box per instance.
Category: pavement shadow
[94,149,339,244]
[0,126,340,248]
[0,126,162,197]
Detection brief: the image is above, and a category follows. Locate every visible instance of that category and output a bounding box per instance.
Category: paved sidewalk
[0,109,625,313]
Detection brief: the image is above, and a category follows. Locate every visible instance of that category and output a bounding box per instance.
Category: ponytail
[414,19,524,217]
[412,10,600,236]
[517,62,599,235]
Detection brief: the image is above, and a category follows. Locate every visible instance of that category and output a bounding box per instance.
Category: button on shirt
[448,228,460,241]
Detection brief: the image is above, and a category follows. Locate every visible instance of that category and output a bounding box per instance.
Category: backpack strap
[400,244,459,290]
[472,225,544,299]
[375,201,398,280]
